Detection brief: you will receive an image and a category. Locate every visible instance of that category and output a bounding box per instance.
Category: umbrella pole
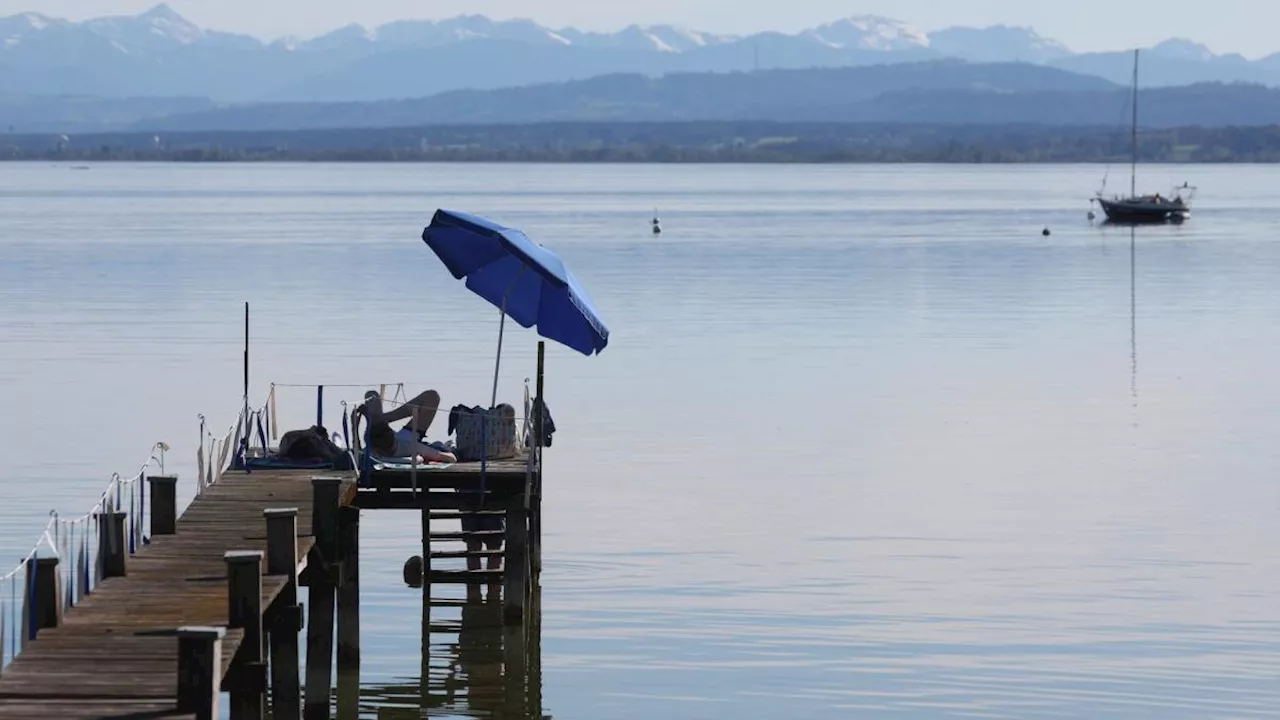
[491,304,507,409]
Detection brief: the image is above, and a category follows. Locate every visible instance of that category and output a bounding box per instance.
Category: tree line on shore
[4,122,1280,163]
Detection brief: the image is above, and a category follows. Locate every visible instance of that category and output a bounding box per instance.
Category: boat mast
[1131,49,1139,197]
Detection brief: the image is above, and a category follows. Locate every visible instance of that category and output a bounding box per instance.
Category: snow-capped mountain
[805,16,930,52]
[929,25,1071,63]
[3,4,1280,104]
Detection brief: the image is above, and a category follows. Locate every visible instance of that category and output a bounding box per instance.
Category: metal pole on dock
[243,302,250,428]
[264,508,302,720]
[304,477,342,720]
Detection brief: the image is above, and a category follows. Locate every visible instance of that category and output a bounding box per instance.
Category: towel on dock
[372,458,455,471]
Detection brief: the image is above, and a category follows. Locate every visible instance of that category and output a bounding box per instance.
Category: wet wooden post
[34,557,61,632]
[265,508,302,720]
[147,475,179,536]
[502,495,528,625]
[226,550,265,720]
[176,626,225,720]
[304,476,342,720]
[336,506,360,718]
[97,510,128,578]
[532,341,545,575]
[503,621,527,713]
[529,584,543,717]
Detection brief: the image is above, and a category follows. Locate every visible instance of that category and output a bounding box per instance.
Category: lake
[1,162,1278,719]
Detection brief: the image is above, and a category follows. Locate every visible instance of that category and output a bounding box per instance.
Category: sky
[1,0,1274,58]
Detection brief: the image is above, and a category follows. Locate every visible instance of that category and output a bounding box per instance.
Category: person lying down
[357,389,458,464]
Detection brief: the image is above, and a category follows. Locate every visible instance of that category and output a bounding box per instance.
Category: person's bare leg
[377,390,442,434]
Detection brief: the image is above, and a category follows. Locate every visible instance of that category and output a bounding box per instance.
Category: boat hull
[1097,198,1190,224]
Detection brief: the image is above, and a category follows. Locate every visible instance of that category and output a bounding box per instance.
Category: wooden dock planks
[0,469,356,720]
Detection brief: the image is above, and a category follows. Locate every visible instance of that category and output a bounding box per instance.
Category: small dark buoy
[403,555,424,587]
[1042,227,1051,237]
[1087,210,1097,222]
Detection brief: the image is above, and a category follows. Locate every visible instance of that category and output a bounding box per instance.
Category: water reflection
[1131,228,1139,420]
[347,587,544,720]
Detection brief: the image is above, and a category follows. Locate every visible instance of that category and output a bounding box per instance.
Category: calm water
[1,163,1279,718]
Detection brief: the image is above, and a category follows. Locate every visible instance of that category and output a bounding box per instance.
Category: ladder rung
[429,530,505,541]
[430,550,504,559]
[428,569,503,584]
[428,511,506,519]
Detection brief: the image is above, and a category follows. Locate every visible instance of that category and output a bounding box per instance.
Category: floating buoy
[403,555,424,586]
[1042,227,1052,237]
[652,218,662,235]
[1087,210,1097,221]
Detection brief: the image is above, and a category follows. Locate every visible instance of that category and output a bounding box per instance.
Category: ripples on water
[1,163,1279,718]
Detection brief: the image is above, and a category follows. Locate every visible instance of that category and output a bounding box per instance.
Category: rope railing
[0,442,168,673]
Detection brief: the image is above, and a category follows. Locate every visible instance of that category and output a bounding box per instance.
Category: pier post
[503,495,529,625]
[265,508,302,720]
[147,475,179,536]
[226,550,266,720]
[304,476,342,720]
[336,506,360,671]
[176,626,225,720]
[503,622,527,713]
[96,510,128,578]
[532,340,545,574]
[34,557,61,632]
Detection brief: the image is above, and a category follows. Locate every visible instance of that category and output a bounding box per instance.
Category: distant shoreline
[1,157,1271,164]
[4,121,1280,163]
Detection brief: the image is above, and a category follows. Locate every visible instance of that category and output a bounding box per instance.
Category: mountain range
[119,66,1280,132]
[5,5,1280,104]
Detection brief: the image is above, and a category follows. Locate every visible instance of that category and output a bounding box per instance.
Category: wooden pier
[0,458,541,719]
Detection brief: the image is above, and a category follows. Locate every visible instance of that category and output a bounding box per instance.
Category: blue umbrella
[422,209,609,405]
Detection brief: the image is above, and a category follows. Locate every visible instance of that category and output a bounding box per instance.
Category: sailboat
[1093,50,1195,224]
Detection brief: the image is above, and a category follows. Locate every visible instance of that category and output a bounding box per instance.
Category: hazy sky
[2,0,1273,58]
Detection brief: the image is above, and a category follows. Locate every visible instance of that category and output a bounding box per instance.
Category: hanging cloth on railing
[269,385,279,440]
[316,386,324,427]
[256,412,269,455]
[0,590,6,669]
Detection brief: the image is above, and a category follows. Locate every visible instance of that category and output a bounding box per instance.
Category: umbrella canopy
[423,209,609,356]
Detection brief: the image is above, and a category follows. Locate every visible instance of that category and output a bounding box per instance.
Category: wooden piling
[176,626,225,720]
[147,475,179,536]
[532,340,545,574]
[226,550,265,720]
[503,496,529,625]
[33,557,61,632]
[336,506,360,671]
[97,510,128,578]
[304,476,342,720]
[265,507,302,720]
[503,623,527,713]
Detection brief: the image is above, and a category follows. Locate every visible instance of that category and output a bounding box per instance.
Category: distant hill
[121,66,1280,133]
[5,5,1280,104]
[0,94,213,133]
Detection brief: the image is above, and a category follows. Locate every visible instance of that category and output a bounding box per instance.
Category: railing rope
[0,442,166,672]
